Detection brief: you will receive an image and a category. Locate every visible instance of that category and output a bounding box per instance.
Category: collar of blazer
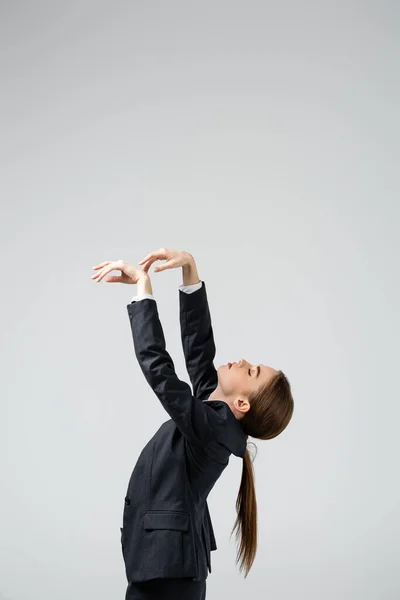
[202,399,248,458]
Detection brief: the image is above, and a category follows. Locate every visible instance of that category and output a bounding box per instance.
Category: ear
[236,396,250,413]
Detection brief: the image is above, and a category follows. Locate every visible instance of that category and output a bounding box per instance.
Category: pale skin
[91,248,279,420]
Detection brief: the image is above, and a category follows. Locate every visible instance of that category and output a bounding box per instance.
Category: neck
[208,384,224,402]
[208,386,243,420]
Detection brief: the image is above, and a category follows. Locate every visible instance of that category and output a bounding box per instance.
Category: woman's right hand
[137,247,193,273]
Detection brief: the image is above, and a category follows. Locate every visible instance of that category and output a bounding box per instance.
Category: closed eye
[249,366,261,377]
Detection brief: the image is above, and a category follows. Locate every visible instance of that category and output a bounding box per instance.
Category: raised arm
[91,257,224,450]
[179,257,218,400]
[127,273,221,448]
[137,248,219,400]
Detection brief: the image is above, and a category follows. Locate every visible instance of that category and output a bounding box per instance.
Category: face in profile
[217,358,279,400]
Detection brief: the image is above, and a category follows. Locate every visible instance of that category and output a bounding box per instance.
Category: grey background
[1,1,399,599]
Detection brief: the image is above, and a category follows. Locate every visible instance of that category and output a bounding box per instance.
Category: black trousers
[125,578,207,600]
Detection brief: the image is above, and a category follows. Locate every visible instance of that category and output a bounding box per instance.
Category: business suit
[121,280,247,598]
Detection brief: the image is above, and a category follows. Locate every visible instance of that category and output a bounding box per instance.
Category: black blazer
[120,281,247,583]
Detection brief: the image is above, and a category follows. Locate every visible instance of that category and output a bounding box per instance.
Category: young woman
[91,248,294,600]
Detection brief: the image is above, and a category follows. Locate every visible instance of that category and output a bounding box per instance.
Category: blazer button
[125,497,131,506]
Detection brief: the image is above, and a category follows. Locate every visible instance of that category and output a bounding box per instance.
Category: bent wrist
[183,252,195,265]
[137,274,153,296]
[182,256,200,286]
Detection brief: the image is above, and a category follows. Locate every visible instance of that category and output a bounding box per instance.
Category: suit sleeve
[179,280,218,401]
[126,297,221,447]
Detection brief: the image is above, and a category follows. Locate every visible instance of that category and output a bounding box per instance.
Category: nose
[232,359,246,368]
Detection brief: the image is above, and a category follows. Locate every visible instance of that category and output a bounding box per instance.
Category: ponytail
[231,369,294,577]
[230,442,258,578]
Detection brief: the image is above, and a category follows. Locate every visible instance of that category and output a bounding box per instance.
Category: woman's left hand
[91,260,148,285]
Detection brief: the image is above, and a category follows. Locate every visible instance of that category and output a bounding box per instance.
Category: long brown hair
[230,370,294,577]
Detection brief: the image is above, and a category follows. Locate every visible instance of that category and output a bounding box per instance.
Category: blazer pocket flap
[143,511,189,532]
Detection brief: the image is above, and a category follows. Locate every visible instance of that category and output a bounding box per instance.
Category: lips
[227,362,232,369]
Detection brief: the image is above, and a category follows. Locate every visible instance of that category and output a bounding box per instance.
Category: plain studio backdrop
[1,1,398,599]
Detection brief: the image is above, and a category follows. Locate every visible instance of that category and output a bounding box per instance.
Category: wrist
[182,256,200,286]
[136,274,153,296]
[183,252,194,267]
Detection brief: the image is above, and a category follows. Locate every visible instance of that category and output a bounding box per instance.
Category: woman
[91,248,294,600]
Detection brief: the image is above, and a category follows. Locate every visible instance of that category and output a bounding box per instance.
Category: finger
[140,262,151,273]
[138,249,166,264]
[141,258,158,272]
[154,258,177,272]
[92,261,112,270]
[91,269,104,280]
[104,275,123,283]
[93,262,120,282]
[153,262,170,272]
[138,251,158,264]
[91,265,110,280]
